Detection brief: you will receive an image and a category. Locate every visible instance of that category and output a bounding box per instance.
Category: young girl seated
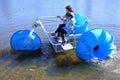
[55,12,76,43]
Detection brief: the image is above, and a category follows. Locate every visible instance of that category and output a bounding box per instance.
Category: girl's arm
[57,16,66,21]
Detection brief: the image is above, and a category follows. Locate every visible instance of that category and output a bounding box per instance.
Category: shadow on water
[10,49,42,61]
[0,48,42,67]
[0,45,120,80]
[45,62,88,75]
[0,42,54,66]
[42,47,120,80]
[44,60,107,80]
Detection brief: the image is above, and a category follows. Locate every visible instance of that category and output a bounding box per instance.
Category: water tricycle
[10,14,116,61]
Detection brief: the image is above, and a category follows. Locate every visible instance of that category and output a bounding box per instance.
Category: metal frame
[35,19,80,52]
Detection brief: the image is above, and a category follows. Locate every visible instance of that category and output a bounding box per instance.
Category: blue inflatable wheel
[76,28,116,61]
[10,30,41,51]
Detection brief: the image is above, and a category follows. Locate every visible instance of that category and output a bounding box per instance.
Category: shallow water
[0,0,120,80]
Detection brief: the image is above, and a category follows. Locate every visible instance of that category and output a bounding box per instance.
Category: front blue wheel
[10,30,42,51]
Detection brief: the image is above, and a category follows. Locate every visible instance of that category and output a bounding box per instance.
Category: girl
[55,12,76,43]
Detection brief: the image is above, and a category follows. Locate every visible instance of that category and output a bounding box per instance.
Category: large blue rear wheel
[76,28,116,61]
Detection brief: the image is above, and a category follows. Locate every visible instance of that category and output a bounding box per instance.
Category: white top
[63,17,76,34]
